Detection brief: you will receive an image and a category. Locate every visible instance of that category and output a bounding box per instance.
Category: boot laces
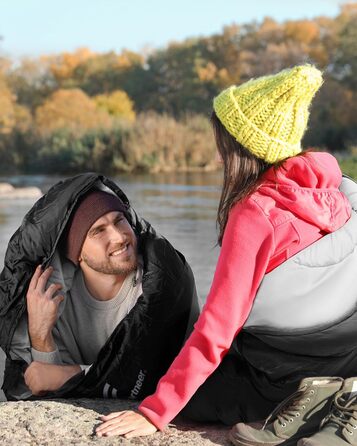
[261,385,314,430]
[321,393,357,436]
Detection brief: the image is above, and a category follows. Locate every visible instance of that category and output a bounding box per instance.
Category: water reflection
[0,171,222,303]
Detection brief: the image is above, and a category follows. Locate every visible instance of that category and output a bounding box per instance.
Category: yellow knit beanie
[213,65,323,163]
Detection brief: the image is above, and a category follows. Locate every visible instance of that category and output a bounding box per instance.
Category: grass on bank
[1,107,357,176]
[0,112,218,174]
[337,157,357,180]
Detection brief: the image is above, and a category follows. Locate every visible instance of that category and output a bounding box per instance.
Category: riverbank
[1,150,357,179]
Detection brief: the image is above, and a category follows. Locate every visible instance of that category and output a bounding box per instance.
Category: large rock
[0,182,42,199]
[0,399,231,445]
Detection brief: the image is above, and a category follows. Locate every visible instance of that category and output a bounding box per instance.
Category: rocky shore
[0,182,42,199]
[0,398,231,445]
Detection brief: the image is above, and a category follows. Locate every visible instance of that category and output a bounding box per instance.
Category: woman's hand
[96,410,158,438]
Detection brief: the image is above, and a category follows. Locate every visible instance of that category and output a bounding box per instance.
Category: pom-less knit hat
[213,64,323,163]
[65,190,128,265]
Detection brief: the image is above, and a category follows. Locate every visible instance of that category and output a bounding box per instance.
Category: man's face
[80,211,138,276]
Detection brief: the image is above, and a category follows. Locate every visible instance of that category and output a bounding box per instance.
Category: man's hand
[96,410,158,438]
[24,362,81,395]
[27,265,64,351]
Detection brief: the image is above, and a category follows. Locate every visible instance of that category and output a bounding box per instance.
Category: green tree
[305,78,357,151]
[6,57,56,111]
[332,3,357,89]
[72,50,145,96]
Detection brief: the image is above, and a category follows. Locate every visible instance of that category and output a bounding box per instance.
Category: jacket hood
[259,152,351,232]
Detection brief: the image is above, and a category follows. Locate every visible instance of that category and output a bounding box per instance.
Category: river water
[0,171,222,303]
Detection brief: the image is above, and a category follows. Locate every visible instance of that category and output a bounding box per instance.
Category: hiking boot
[298,378,357,446]
[229,377,343,446]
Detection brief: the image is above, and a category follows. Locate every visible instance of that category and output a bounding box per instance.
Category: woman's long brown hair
[211,112,273,245]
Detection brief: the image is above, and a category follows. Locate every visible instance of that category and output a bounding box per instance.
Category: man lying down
[0,173,199,402]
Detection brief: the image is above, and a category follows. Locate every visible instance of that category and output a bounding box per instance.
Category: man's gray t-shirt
[31,265,143,368]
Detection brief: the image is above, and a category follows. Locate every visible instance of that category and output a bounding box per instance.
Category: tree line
[0,3,357,174]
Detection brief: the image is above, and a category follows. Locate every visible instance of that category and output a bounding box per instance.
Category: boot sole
[228,431,310,446]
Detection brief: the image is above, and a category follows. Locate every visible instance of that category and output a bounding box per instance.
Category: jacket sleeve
[139,199,276,430]
[31,346,63,364]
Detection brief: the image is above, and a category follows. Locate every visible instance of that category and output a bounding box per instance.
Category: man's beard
[81,250,138,276]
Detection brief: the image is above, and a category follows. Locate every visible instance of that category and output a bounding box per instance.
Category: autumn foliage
[0,77,15,134]
[0,4,357,173]
[35,89,112,136]
[94,90,135,122]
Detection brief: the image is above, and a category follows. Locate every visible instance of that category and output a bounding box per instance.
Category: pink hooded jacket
[139,151,351,430]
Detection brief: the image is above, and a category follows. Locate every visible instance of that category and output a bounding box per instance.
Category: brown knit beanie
[65,190,128,265]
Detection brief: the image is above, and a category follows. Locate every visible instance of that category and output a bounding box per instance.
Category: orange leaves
[44,48,94,82]
[0,77,16,134]
[35,88,112,137]
[285,20,320,44]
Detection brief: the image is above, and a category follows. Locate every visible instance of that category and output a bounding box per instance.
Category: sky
[0,0,348,58]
